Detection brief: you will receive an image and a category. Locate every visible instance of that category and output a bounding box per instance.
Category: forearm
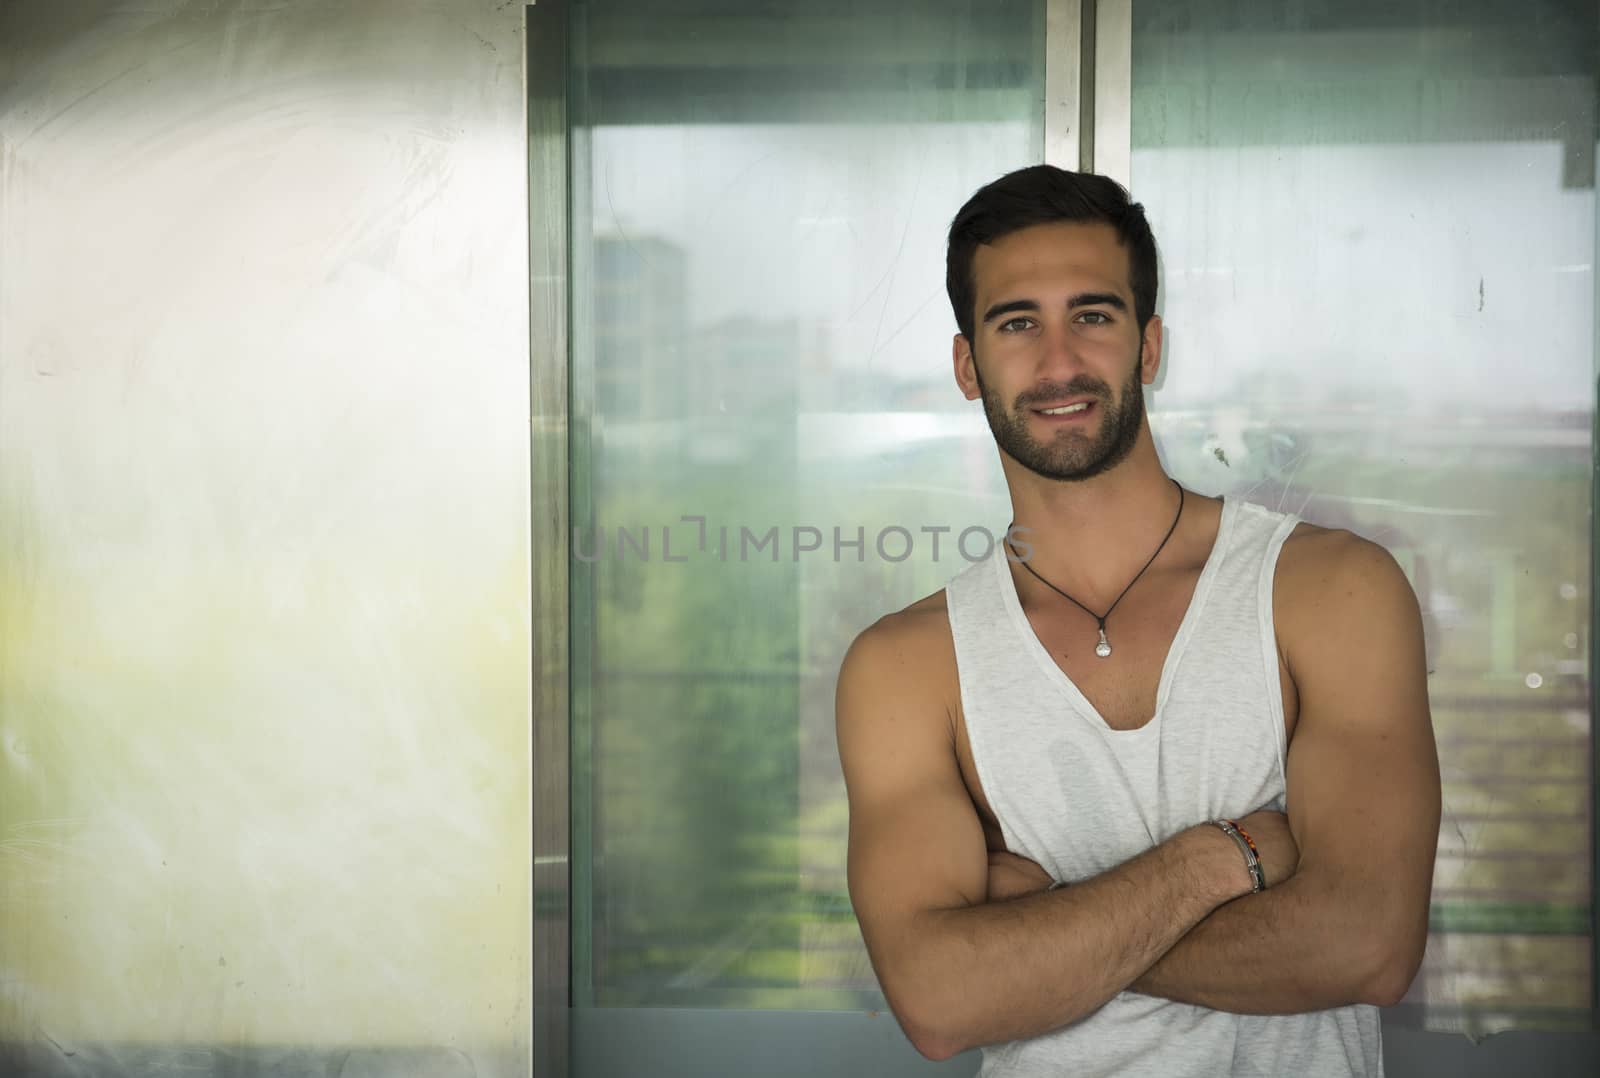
[1129,869,1392,1013]
[897,825,1245,1058]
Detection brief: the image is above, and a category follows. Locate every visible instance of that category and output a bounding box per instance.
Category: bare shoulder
[835,588,959,737]
[838,588,956,682]
[1277,522,1418,606]
[1275,521,1424,673]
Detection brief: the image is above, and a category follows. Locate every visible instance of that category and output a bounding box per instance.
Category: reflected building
[594,235,689,425]
[687,316,813,427]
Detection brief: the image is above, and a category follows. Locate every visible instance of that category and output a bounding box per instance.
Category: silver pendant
[1095,627,1112,658]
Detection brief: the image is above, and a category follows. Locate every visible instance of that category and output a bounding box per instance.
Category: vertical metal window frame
[1043,0,1085,170]
[1592,142,1600,1020]
[1090,0,1133,189]
[529,1,571,1076]
[1044,0,1131,191]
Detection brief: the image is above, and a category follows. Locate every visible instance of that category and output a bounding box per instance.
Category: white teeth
[1041,403,1090,415]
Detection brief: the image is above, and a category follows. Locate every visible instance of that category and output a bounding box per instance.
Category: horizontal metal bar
[1438,735,1591,747]
[1436,849,1594,860]
[1432,888,1590,902]
[1445,812,1590,823]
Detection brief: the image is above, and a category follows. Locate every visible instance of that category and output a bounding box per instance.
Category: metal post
[1092,0,1133,190]
[1044,0,1085,171]
[528,2,571,1074]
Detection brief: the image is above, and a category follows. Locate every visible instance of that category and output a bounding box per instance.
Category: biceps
[848,781,990,942]
[1285,707,1440,881]
[1283,545,1440,879]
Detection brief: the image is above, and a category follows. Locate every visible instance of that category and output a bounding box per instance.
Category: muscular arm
[1130,533,1441,1012]
[838,615,1254,1061]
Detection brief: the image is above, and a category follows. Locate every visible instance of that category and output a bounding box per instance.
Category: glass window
[568,0,1599,1037]
[1131,0,1596,1032]
[568,0,1047,1009]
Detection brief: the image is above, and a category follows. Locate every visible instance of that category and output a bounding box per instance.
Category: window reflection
[571,0,1046,1008]
[1133,0,1595,1024]
[569,0,1597,1025]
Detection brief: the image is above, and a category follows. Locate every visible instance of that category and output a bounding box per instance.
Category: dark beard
[974,349,1146,483]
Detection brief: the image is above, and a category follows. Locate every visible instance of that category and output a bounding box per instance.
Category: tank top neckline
[992,493,1240,737]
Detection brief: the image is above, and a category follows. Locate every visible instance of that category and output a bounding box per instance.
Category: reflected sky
[592,125,1591,415]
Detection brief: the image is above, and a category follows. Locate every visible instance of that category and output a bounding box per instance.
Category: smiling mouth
[1030,400,1099,421]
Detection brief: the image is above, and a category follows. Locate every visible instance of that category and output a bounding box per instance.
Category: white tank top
[944,494,1383,1078]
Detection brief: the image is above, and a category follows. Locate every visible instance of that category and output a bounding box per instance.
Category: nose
[1036,319,1089,381]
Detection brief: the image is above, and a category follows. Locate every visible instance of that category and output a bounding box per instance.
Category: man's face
[954,220,1160,482]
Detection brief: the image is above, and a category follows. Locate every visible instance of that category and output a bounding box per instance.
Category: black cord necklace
[1007,479,1185,659]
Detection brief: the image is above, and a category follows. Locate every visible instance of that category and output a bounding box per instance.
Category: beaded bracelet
[1212,819,1267,893]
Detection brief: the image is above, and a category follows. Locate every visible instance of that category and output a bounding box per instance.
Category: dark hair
[945,165,1158,343]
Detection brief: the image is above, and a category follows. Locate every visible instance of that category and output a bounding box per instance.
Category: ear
[954,333,982,401]
[1139,315,1163,386]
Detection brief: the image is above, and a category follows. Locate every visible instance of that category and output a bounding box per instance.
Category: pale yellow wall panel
[0,0,532,1062]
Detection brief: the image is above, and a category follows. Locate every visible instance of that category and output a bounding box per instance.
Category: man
[835,165,1440,1077]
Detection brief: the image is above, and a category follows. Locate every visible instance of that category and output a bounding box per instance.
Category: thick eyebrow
[980,291,1129,326]
[1067,292,1129,313]
[979,299,1040,325]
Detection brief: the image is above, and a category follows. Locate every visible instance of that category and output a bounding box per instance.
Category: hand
[1227,810,1300,890]
[986,849,1056,902]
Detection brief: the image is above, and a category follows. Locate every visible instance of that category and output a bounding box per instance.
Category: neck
[1002,431,1183,605]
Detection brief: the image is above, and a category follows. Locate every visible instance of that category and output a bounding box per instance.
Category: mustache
[1014,377,1112,410]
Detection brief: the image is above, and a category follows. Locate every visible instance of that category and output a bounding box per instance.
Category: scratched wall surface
[0,0,530,1067]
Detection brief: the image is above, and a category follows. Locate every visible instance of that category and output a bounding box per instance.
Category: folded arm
[837,612,1258,1061]
[1130,531,1441,1011]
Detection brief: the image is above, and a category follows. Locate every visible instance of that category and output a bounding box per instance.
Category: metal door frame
[529,2,571,1076]
[528,2,1140,1072]
[1044,0,1131,188]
